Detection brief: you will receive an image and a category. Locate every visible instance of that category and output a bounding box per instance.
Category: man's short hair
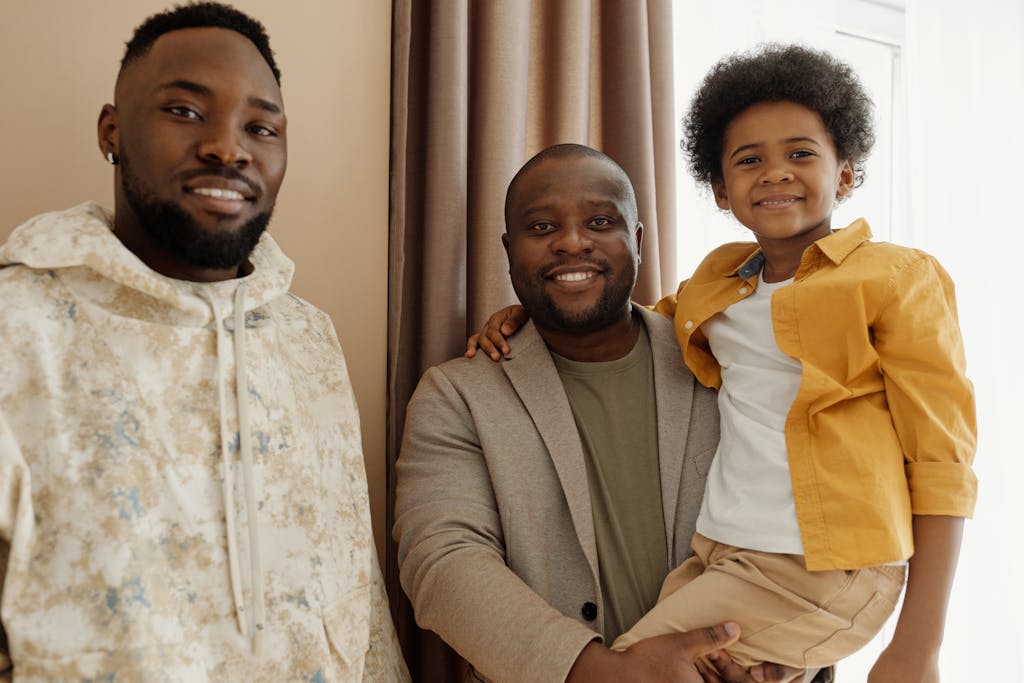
[120,2,281,84]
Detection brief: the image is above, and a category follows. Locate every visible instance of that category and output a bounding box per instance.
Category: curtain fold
[387,2,676,679]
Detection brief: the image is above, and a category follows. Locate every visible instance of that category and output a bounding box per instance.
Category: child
[471,44,976,679]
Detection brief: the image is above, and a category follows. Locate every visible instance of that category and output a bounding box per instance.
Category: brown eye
[167,106,201,120]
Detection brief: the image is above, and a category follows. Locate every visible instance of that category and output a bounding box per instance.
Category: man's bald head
[504,144,638,228]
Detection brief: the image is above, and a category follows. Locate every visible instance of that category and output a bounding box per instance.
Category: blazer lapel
[501,323,600,586]
[639,306,695,564]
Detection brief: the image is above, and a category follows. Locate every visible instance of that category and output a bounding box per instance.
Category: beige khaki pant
[611,533,906,669]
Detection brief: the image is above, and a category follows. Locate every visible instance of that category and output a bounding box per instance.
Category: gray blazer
[394,306,719,683]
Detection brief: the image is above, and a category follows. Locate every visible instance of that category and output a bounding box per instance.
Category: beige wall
[0,1,393,562]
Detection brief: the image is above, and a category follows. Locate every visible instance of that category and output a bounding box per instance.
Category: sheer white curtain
[673,1,1024,679]
[903,1,1024,680]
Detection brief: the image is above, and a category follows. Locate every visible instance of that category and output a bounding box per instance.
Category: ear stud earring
[106,151,118,165]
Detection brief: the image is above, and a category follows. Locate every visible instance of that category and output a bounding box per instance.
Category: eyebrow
[519,199,621,219]
[156,79,283,115]
[728,136,823,159]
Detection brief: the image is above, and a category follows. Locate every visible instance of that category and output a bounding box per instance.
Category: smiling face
[503,153,642,335]
[712,100,854,249]
[98,27,287,280]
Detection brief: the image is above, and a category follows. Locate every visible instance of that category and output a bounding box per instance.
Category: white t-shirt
[695,274,805,554]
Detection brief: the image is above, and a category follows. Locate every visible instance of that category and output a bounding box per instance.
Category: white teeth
[192,187,245,200]
[759,198,796,206]
[554,271,596,282]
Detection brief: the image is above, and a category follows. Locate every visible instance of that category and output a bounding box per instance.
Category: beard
[119,150,272,271]
[510,256,636,334]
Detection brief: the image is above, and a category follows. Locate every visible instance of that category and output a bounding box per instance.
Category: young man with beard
[395,144,820,683]
[0,4,408,681]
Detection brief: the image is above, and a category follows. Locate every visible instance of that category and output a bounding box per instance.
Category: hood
[0,201,294,323]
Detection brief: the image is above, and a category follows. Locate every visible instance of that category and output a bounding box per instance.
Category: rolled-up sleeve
[874,252,978,517]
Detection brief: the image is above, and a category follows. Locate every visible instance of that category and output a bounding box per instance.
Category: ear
[501,232,511,265]
[712,179,731,210]
[836,160,855,198]
[634,222,644,265]
[97,104,119,160]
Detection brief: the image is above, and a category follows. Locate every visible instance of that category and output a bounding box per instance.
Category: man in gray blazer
[394,144,815,683]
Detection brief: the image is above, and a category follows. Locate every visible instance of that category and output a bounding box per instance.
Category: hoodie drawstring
[201,283,266,656]
[233,283,266,655]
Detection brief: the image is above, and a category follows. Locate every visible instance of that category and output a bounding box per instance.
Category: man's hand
[704,651,806,683]
[465,305,528,360]
[565,623,804,683]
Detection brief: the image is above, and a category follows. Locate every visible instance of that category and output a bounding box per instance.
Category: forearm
[401,545,597,683]
[566,641,623,683]
[889,515,964,650]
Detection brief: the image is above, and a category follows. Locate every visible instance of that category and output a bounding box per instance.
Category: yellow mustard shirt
[654,219,977,571]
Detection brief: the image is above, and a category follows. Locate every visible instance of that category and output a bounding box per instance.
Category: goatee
[120,151,272,271]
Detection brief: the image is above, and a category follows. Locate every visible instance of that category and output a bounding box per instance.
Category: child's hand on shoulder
[465,305,528,360]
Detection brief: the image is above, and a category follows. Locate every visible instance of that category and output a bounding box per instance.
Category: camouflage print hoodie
[0,203,409,682]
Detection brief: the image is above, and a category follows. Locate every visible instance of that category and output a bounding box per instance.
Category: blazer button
[581,602,598,621]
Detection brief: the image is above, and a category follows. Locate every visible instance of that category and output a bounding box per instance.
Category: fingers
[707,649,754,683]
[704,649,803,683]
[681,623,741,659]
[697,655,727,683]
[753,663,804,683]
[465,334,480,358]
[503,305,529,334]
[466,324,508,361]
[465,306,527,361]
[477,327,509,361]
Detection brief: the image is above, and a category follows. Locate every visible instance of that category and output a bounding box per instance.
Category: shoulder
[413,353,514,404]
[268,291,342,344]
[0,264,70,330]
[636,304,681,347]
[845,241,951,286]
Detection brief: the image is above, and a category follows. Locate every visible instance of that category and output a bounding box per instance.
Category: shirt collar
[813,218,873,265]
[730,218,874,278]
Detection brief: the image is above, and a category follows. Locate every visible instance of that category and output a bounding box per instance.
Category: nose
[197,120,252,167]
[550,225,594,255]
[760,160,793,184]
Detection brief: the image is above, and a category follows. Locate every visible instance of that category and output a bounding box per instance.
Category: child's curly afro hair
[684,44,875,188]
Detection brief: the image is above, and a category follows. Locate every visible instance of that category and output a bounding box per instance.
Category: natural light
[672,0,1024,680]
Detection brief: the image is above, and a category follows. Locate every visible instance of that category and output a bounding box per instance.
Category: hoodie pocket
[322,582,371,678]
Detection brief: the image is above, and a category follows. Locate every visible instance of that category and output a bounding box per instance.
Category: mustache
[178,166,261,198]
[540,256,611,278]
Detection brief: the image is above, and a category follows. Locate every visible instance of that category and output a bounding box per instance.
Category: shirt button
[739,286,749,295]
[581,602,598,621]
[683,320,694,330]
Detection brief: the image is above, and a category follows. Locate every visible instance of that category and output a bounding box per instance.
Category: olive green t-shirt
[551,325,667,642]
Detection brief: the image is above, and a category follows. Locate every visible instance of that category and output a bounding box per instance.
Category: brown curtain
[387,1,677,679]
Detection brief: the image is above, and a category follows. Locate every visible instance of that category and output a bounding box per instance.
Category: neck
[112,203,244,283]
[536,307,641,362]
[757,224,832,282]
